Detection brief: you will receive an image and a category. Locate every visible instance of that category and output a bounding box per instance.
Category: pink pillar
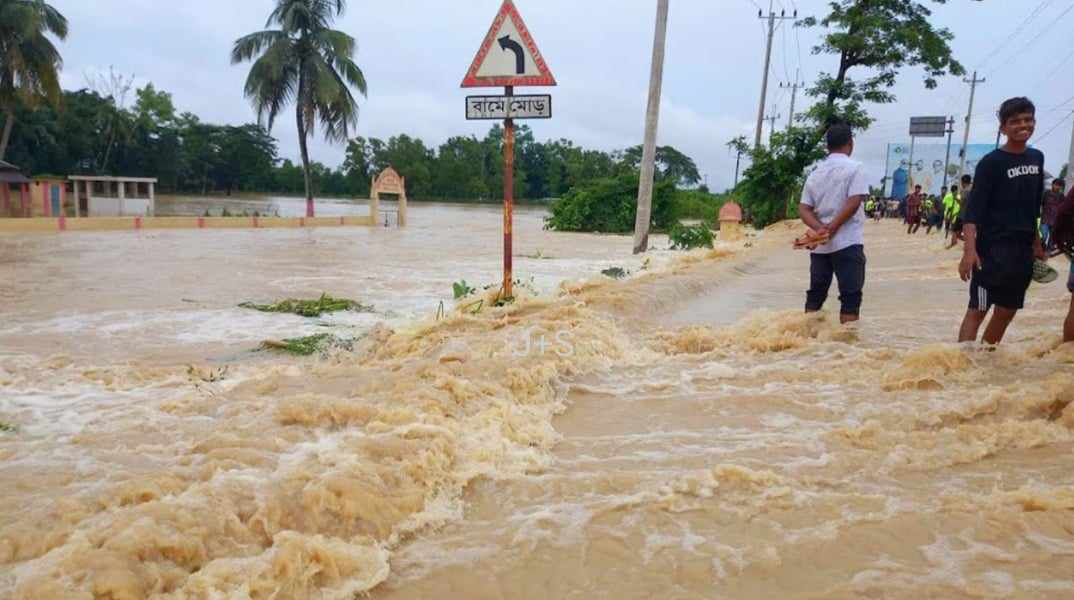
[1,184,8,216]
[61,185,67,217]
[42,183,49,217]
[21,184,29,217]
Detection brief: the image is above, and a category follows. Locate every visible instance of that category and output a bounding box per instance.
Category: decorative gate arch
[370,167,408,227]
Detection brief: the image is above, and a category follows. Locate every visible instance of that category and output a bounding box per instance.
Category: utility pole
[780,72,804,133]
[754,2,796,150]
[958,71,986,179]
[1066,112,1074,192]
[941,116,955,192]
[764,105,782,145]
[633,0,669,255]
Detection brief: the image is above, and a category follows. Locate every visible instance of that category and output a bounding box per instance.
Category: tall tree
[0,0,68,161]
[231,0,367,217]
[801,0,969,129]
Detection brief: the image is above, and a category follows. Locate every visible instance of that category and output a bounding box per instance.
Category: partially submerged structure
[370,167,408,227]
[69,176,158,217]
[719,201,744,242]
[0,160,32,218]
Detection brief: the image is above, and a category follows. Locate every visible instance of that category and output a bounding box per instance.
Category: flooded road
[2,206,1073,599]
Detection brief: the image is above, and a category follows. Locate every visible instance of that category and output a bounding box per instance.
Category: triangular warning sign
[461,0,556,88]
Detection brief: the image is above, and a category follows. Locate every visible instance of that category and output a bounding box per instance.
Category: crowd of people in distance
[800,97,1074,345]
[863,177,974,244]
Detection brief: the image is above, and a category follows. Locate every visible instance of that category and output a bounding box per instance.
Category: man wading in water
[958,97,1047,344]
[906,185,924,234]
[799,123,869,324]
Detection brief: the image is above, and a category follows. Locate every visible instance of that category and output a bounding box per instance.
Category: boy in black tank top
[957,97,1046,345]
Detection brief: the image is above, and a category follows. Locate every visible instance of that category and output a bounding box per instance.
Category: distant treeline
[4,83,709,203]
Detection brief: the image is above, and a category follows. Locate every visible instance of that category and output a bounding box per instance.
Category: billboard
[885,143,993,198]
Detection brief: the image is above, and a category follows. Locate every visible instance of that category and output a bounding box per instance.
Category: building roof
[68,175,158,183]
[0,160,31,184]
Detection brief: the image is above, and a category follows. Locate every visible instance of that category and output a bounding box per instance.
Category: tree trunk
[633,0,670,255]
[0,110,15,162]
[296,101,314,218]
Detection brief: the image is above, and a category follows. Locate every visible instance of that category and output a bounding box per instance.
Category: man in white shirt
[799,123,870,323]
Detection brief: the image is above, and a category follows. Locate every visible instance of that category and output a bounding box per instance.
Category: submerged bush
[669,222,715,250]
[261,334,349,356]
[239,293,372,317]
[545,173,676,234]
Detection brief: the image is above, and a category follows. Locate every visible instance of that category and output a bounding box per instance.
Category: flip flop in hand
[793,228,831,250]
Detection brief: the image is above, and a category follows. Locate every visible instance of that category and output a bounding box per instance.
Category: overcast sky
[51,0,1074,192]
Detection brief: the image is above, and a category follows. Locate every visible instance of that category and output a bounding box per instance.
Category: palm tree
[232,0,367,217]
[0,0,68,161]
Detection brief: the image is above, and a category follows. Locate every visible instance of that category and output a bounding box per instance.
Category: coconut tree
[232,0,367,217]
[0,0,68,161]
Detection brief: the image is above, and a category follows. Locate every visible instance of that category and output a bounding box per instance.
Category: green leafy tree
[546,172,676,234]
[730,129,826,228]
[801,0,970,128]
[231,0,367,217]
[620,145,702,187]
[0,0,68,161]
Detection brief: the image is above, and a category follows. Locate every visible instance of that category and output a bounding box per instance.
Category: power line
[974,0,1052,73]
[1036,109,1074,144]
[985,2,1074,78]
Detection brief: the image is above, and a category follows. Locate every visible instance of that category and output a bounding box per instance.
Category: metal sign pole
[941,116,955,192]
[503,85,515,300]
[908,136,916,190]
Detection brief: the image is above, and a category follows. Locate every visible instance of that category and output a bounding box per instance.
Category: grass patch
[260,333,351,356]
[0,422,19,434]
[240,293,373,318]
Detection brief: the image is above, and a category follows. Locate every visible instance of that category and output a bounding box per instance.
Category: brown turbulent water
[1,201,1073,599]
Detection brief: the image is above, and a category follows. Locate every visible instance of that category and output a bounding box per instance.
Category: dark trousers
[806,244,866,316]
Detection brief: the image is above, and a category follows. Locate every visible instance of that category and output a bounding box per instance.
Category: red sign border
[461,0,557,88]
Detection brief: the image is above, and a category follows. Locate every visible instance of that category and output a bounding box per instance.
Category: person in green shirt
[864,197,877,220]
[942,184,960,241]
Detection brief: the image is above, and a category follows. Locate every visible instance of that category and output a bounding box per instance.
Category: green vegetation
[728,0,971,228]
[261,334,349,356]
[3,79,707,204]
[670,189,731,223]
[545,173,676,234]
[669,222,715,250]
[0,422,19,434]
[0,0,68,161]
[239,293,372,318]
[452,280,476,300]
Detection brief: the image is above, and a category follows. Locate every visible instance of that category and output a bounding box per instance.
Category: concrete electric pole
[958,71,986,179]
[780,73,804,133]
[764,106,782,145]
[632,0,669,255]
[754,3,796,150]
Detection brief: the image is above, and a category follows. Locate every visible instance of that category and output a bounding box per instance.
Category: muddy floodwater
[2,201,1074,599]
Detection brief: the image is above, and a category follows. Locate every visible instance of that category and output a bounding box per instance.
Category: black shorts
[951,218,963,233]
[968,240,1034,311]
